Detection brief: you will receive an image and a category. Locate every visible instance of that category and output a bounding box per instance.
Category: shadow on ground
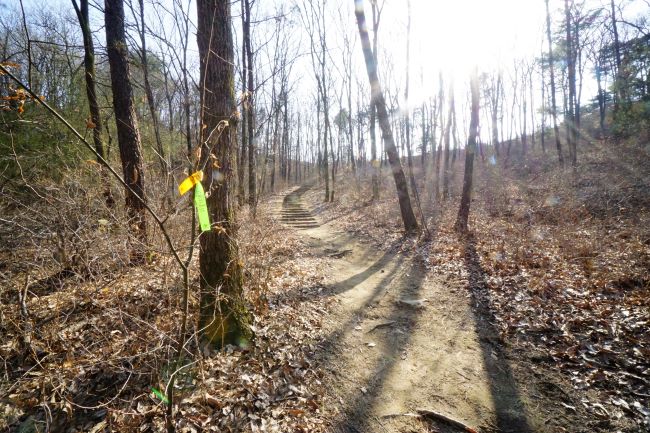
[463,234,533,433]
[316,248,426,433]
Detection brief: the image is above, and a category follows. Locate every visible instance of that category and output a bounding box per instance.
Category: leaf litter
[0,197,334,432]
[301,149,649,433]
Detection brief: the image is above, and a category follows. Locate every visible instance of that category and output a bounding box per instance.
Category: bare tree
[455,68,480,233]
[72,0,114,206]
[244,0,257,210]
[565,0,578,166]
[105,0,148,263]
[610,0,624,114]
[130,0,168,175]
[403,0,417,196]
[301,0,332,201]
[369,0,384,200]
[485,71,502,157]
[237,0,249,206]
[545,0,565,167]
[354,0,418,233]
[442,80,454,199]
[434,72,444,200]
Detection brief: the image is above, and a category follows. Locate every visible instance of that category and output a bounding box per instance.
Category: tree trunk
[541,54,547,153]
[491,73,501,157]
[238,0,248,206]
[455,69,480,233]
[403,0,417,197]
[196,0,252,348]
[244,0,256,210]
[522,70,527,157]
[105,0,148,263]
[596,60,605,137]
[322,88,330,201]
[610,0,624,113]
[545,0,564,167]
[136,0,167,176]
[369,1,381,200]
[329,116,336,201]
[529,68,535,149]
[564,0,577,167]
[420,102,427,169]
[72,0,114,207]
[354,0,418,233]
[442,83,453,199]
[347,77,356,175]
[434,72,444,199]
[296,112,301,183]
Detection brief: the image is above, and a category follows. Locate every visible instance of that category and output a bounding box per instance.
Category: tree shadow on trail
[317,253,426,433]
[463,234,534,433]
[328,246,402,295]
[269,238,404,305]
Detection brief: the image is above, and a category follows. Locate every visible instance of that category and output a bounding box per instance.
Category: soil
[273,185,614,433]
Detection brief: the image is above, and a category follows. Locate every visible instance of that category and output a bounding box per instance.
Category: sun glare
[411,0,545,75]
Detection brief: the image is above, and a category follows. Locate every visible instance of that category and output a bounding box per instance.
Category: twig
[18,274,33,352]
[382,410,480,433]
[328,249,353,258]
[416,408,479,433]
[366,321,395,333]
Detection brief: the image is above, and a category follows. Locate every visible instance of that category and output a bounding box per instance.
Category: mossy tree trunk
[196,0,252,349]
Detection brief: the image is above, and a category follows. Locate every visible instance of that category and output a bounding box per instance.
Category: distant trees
[4,0,649,245]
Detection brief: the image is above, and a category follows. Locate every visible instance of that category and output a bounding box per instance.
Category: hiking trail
[274,186,543,433]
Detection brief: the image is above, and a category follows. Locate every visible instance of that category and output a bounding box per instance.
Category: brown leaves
[0,201,331,432]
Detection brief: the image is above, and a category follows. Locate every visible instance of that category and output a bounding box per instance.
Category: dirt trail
[274,187,542,433]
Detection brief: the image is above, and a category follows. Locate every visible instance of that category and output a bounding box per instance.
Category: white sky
[412,0,546,75]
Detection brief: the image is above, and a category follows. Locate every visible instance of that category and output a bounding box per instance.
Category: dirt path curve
[274,187,541,433]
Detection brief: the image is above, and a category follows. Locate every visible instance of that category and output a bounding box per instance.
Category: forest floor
[269,139,649,433]
[1,139,648,433]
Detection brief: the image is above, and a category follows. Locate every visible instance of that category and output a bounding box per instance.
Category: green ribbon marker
[194,182,211,232]
[151,387,169,404]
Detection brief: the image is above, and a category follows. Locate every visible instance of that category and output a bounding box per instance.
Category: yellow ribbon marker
[178,170,203,196]
[178,170,211,232]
